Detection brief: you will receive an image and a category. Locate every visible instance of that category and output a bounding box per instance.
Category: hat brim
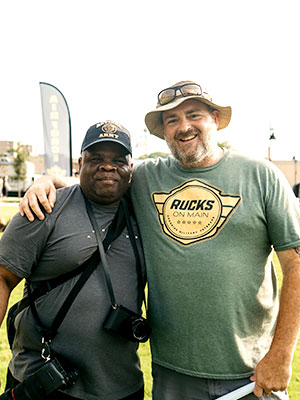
[145,96,232,140]
[82,138,132,156]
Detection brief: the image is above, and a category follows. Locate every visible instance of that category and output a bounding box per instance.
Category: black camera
[0,356,79,400]
[104,304,151,343]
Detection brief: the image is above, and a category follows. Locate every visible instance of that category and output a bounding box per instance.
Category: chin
[177,151,207,166]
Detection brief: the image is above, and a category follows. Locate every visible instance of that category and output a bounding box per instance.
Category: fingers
[250,375,263,398]
[19,185,56,221]
[28,191,48,220]
[19,176,58,221]
[34,186,54,214]
[253,382,265,398]
[48,185,57,209]
[19,196,38,222]
[250,372,287,397]
[253,382,280,397]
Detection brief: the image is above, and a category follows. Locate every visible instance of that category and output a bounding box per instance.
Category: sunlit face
[79,142,132,206]
[162,99,220,167]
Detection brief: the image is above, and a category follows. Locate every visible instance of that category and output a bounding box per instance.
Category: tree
[139,152,169,160]
[8,142,29,197]
[218,140,231,149]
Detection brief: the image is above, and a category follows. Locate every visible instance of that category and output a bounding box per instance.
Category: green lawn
[0,204,299,398]
[0,204,19,227]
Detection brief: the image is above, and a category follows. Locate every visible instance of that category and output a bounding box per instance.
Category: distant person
[0,121,147,400]
[2,176,8,198]
[20,81,300,399]
[293,183,300,197]
[0,177,3,199]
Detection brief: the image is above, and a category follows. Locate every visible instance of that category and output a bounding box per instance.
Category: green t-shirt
[131,150,300,379]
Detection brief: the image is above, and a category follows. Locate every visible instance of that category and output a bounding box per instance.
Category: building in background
[1,140,300,196]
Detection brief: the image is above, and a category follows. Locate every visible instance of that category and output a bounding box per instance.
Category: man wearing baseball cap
[20,81,300,399]
[0,121,146,399]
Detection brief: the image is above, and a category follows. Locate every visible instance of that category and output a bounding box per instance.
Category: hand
[19,177,58,221]
[250,351,291,397]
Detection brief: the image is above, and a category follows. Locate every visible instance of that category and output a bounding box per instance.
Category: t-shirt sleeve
[0,213,51,278]
[265,165,300,251]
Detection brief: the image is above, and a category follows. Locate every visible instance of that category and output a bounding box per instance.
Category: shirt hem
[63,381,144,400]
[152,359,253,380]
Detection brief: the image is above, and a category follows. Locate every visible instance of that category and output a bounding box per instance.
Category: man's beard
[165,130,213,167]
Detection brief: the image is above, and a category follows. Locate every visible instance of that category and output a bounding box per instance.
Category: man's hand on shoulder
[19,175,66,221]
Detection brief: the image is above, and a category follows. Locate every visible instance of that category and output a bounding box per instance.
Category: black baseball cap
[81,121,132,155]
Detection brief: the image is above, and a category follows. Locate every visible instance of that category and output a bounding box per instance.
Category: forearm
[0,266,22,327]
[251,248,300,396]
[269,258,300,361]
[49,175,67,189]
[0,277,13,327]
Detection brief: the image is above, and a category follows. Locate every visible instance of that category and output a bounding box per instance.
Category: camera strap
[84,195,146,310]
[120,197,145,308]
[28,250,100,343]
[26,195,129,357]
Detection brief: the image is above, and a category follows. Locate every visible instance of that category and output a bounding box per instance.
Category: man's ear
[128,162,133,183]
[212,110,220,128]
[78,156,83,172]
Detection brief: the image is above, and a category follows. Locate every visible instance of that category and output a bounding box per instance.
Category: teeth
[180,134,196,141]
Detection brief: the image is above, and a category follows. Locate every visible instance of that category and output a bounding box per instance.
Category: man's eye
[115,159,126,165]
[91,157,102,162]
[167,119,177,125]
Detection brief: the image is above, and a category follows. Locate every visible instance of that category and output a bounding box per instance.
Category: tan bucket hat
[145,80,232,140]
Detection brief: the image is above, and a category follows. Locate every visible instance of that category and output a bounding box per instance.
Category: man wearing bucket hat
[0,121,146,399]
[135,81,300,399]
[19,81,300,400]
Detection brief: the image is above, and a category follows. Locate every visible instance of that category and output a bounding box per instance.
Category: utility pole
[267,126,276,161]
[293,156,298,187]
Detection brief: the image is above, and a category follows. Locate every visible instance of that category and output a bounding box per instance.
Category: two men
[0,122,145,399]
[19,81,300,399]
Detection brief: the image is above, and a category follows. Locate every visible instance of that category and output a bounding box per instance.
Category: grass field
[0,203,299,398]
[0,203,19,227]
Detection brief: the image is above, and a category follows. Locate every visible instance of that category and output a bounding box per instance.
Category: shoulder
[3,185,82,233]
[226,149,284,174]
[226,150,294,199]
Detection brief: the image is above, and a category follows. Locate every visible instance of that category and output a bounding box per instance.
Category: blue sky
[1,0,299,161]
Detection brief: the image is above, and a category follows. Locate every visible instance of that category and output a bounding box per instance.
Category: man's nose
[178,117,192,132]
[99,161,117,171]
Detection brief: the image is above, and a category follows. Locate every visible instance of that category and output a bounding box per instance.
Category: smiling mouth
[96,175,118,183]
[179,133,198,142]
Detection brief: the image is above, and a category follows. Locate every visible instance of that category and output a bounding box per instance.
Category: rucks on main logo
[152,180,241,246]
[170,199,215,211]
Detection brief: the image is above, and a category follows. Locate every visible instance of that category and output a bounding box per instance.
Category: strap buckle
[41,337,52,361]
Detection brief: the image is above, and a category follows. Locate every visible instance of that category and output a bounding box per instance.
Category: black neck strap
[28,251,100,345]
[84,196,145,308]
[84,197,117,306]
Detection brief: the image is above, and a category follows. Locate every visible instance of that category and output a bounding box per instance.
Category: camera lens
[132,318,151,342]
